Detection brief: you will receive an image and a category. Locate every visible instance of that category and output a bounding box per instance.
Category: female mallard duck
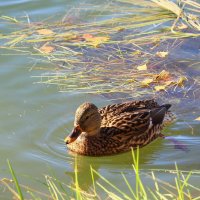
[65,99,175,156]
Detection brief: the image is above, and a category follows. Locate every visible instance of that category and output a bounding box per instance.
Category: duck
[64,99,175,156]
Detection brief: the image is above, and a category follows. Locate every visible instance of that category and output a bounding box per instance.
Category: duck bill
[65,126,82,144]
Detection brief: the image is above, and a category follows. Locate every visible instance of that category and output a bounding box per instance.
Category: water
[0,0,200,198]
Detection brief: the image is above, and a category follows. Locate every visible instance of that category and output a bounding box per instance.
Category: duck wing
[99,99,159,116]
[99,103,170,140]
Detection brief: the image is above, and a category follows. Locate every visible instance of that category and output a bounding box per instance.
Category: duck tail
[150,107,167,125]
[160,104,171,111]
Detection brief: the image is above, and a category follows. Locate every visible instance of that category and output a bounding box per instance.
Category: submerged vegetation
[0,0,200,95]
[1,149,200,199]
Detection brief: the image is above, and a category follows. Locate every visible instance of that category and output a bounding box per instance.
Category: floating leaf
[154,85,167,91]
[155,70,170,81]
[40,45,54,53]
[37,29,54,35]
[176,76,187,87]
[82,34,93,39]
[132,50,141,55]
[117,27,125,32]
[137,64,147,71]
[84,36,109,47]
[156,51,168,58]
[141,78,154,86]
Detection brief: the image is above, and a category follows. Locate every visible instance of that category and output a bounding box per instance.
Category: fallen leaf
[37,29,54,35]
[156,51,168,58]
[176,76,187,87]
[195,117,200,121]
[155,70,170,81]
[141,78,154,86]
[40,45,54,53]
[82,33,93,39]
[132,50,142,55]
[117,27,125,32]
[84,36,109,47]
[154,85,167,91]
[137,64,147,71]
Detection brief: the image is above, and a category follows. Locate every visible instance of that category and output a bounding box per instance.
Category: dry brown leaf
[156,51,168,58]
[141,78,154,86]
[195,116,200,121]
[40,45,54,53]
[37,29,54,35]
[137,64,147,71]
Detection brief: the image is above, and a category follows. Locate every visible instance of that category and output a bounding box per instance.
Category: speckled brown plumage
[65,99,175,156]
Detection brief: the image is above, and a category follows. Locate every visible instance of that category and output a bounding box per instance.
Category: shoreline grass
[1,149,200,200]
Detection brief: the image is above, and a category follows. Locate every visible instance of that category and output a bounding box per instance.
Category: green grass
[7,160,24,200]
[1,149,200,200]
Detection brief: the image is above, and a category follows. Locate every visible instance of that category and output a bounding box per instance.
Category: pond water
[0,0,200,199]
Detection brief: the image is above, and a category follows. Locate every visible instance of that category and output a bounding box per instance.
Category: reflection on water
[0,0,200,198]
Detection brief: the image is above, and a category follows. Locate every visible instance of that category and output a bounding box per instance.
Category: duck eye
[85,116,89,120]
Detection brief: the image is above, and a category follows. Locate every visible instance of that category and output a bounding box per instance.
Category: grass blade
[7,160,24,200]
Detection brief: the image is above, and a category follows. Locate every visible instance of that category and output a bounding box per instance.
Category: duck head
[65,102,101,144]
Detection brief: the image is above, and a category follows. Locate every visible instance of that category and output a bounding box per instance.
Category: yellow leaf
[132,50,141,55]
[155,70,170,81]
[137,64,147,71]
[156,51,168,58]
[154,85,167,91]
[40,45,54,53]
[84,36,109,47]
[117,27,125,32]
[141,78,153,86]
[37,29,54,35]
[176,76,187,87]
[195,117,200,121]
